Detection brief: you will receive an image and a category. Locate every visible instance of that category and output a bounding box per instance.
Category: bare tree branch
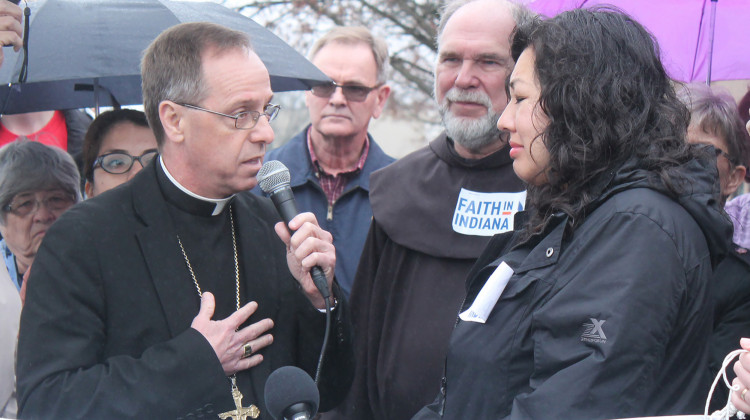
[359,0,437,50]
[231,0,441,121]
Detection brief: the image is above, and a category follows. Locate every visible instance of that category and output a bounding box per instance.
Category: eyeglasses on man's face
[2,190,76,218]
[177,103,281,130]
[93,150,159,175]
[310,82,381,102]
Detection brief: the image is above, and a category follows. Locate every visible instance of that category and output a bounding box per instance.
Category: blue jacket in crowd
[256,126,395,297]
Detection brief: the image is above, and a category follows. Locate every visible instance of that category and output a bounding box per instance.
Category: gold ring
[242,342,254,359]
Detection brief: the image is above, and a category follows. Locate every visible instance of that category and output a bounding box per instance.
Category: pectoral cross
[218,379,260,420]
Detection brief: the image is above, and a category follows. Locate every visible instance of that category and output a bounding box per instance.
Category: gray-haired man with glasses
[256,26,395,299]
[17,22,353,419]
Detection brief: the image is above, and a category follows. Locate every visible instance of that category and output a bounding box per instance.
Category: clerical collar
[158,157,234,216]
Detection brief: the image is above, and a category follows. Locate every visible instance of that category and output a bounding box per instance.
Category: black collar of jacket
[505,212,565,274]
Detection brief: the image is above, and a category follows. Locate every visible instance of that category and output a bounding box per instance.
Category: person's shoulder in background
[726,193,750,249]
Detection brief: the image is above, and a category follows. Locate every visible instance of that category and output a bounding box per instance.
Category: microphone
[264,366,320,420]
[257,160,331,300]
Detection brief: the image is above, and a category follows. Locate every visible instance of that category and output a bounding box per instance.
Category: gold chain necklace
[177,207,240,311]
[176,206,259,419]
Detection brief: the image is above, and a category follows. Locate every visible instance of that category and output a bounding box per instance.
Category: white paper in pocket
[459,261,514,324]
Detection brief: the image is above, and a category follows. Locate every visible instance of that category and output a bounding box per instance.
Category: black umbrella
[0,0,329,115]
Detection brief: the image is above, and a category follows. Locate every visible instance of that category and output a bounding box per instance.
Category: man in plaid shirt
[258,26,395,298]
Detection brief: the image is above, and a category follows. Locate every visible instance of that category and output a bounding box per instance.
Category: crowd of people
[2,0,750,419]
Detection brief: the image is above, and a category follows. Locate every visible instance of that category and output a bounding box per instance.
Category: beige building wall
[368,116,441,159]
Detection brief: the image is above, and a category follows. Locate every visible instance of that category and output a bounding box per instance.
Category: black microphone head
[264,366,319,420]
[258,160,291,194]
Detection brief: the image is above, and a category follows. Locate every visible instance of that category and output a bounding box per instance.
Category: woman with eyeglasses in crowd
[0,139,81,417]
[724,87,750,251]
[676,83,750,412]
[82,109,158,198]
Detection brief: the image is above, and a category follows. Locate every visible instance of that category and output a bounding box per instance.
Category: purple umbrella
[523,0,749,84]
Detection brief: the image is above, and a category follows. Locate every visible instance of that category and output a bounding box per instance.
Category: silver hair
[0,139,81,224]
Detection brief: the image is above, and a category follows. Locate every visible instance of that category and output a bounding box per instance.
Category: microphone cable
[314,295,332,384]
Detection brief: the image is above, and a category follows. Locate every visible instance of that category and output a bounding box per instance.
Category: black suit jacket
[17,162,353,419]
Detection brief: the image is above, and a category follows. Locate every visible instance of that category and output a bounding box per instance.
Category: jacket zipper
[437,293,469,416]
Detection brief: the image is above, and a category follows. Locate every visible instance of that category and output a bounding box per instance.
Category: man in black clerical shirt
[16,22,353,419]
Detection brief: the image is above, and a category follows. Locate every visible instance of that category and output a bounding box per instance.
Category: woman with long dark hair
[414,8,732,420]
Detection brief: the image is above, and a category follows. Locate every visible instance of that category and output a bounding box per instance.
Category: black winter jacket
[708,244,750,410]
[414,157,732,420]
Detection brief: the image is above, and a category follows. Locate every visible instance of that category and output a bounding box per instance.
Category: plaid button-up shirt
[307,127,370,206]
